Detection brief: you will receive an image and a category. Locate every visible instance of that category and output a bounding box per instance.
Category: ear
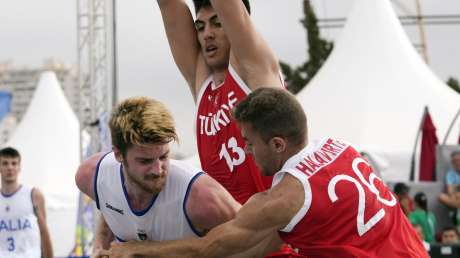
[112,147,123,163]
[269,137,286,153]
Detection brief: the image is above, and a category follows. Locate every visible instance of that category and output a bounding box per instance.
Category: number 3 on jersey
[7,237,15,251]
[219,137,245,172]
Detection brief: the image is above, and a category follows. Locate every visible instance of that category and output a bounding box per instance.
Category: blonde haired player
[75,97,240,257]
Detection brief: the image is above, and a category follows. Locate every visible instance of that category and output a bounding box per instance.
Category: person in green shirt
[409,192,436,243]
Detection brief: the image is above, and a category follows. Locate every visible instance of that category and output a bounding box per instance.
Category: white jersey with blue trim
[0,185,41,258]
[95,152,204,241]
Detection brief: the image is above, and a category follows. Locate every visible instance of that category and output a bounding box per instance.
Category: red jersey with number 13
[195,66,271,204]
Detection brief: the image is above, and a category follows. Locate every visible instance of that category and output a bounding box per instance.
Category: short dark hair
[233,88,307,147]
[193,0,251,15]
[0,147,21,161]
[451,150,460,158]
[443,226,460,236]
[393,182,409,195]
[414,192,428,212]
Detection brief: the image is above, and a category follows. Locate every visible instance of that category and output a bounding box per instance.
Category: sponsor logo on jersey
[137,229,148,241]
[105,202,124,215]
[0,218,32,232]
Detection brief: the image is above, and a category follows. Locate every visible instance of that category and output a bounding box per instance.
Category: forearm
[93,216,114,250]
[33,190,53,258]
[108,233,246,258]
[40,228,53,258]
[156,0,199,87]
[107,239,203,258]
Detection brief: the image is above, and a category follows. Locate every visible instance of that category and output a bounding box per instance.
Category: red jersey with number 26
[195,66,271,204]
[273,138,428,258]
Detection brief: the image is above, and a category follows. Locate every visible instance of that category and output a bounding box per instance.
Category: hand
[90,248,109,258]
[99,242,136,258]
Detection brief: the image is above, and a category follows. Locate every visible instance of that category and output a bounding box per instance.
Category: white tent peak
[4,71,79,255]
[297,0,460,181]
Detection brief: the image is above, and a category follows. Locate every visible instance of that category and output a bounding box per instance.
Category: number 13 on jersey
[219,137,246,172]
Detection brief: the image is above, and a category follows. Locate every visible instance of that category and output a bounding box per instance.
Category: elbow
[225,205,238,221]
[75,165,84,192]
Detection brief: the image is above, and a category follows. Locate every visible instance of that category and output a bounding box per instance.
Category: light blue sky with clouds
[1,0,459,156]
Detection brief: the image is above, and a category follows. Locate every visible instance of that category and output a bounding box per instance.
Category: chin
[150,180,167,194]
[205,58,228,71]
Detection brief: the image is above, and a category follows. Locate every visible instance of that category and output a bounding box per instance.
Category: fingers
[99,249,111,257]
[91,249,110,258]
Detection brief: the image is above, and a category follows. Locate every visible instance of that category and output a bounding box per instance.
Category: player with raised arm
[156,0,284,204]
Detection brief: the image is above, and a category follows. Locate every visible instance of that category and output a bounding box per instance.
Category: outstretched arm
[102,174,304,258]
[32,188,53,258]
[210,0,281,89]
[157,0,205,99]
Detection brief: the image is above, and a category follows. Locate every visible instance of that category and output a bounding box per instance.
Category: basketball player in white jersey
[0,147,53,258]
[75,97,241,257]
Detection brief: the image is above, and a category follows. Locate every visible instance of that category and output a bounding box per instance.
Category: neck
[1,182,20,195]
[123,174,156,211]
[211,68,227,88]
[281,143,307,167]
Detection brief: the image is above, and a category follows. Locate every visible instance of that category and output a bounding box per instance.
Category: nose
[203,24,215,40]
[151,160,163,176]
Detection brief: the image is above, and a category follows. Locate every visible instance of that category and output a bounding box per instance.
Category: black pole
[409,106,427,181]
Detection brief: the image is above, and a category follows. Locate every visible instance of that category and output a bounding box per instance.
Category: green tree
[280,0,333,94]
[446,77,460,94]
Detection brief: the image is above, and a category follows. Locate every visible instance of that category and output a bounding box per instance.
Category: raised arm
[210,0,281,89]
[157,0,204,98]
[75,152,105,200]
[103,174,304,258]
[32,188,53,258]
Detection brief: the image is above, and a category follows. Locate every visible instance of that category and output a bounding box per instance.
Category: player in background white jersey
[75,97,242,258]
[0,147,53,258]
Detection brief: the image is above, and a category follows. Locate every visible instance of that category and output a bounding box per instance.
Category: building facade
[0,59,78,143]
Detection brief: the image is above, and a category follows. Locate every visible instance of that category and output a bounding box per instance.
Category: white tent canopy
[5,71,79,256]
[297,0,460,181]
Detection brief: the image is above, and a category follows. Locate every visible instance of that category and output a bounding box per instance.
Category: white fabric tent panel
[297,0,460,181]
[5,71,79,256]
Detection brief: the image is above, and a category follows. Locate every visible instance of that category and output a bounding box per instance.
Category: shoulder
[268,173,305,215]
[408,211,418,221]
[446,170,460,182]
[75,152,108,200]
[31,187,45,209]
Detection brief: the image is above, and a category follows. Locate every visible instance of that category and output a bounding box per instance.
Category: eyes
[195,21,205,32]
[1,161,17,166]
[194,16,222,32]
[137,153,169,165]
